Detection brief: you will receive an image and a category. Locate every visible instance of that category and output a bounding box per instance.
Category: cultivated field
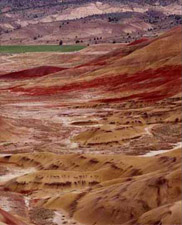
[0,45,85,53]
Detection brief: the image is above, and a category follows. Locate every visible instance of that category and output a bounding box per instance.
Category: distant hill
[0,0,181,45]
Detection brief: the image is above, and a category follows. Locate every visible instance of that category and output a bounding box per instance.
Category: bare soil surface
[0,28,181,225]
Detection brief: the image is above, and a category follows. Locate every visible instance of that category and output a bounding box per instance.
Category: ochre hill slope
[0,117,28,142]
[0,149,181,225]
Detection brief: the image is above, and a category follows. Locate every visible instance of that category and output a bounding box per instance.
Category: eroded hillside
[0,27,181,224]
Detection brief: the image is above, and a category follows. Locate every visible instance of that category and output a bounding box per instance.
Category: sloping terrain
[0,27,181,224]
[0,66,65,80]
[0,148,181,225]
[0,208,29,225]
[0,27,181,154]
[0,0,181,44]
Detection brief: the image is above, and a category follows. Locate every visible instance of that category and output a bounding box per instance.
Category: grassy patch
[0,45,86,53]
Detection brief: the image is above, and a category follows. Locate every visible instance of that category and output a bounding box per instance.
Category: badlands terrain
[0,26,182,224]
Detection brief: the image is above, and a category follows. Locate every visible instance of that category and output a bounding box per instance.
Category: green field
[0,45,86,53]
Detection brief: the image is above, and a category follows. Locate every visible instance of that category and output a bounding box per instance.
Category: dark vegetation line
[0,1,77,15]
[0,0,105,15]
[1,0,177,15]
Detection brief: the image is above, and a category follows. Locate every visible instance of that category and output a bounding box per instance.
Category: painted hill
[0,208,30,225]
[8,27,181,98]
[0,148,181,225]
[0,27,181,154]
[0,27,181,225]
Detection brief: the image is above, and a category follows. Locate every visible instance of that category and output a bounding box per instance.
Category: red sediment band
[0,208,28,225]
[11,65,181,102]
[0,66,66,80]
[128,38,149,46]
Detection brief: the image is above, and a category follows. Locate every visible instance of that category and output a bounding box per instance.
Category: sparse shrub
[59,40,63,45]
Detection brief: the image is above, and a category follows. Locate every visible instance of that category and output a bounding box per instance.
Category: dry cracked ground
[0,27,181,225]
